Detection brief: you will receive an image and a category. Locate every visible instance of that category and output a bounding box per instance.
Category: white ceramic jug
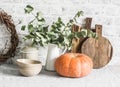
[45,44,66,71]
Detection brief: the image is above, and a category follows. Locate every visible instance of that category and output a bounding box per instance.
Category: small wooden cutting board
[81,25,113,69]
[71,18,92,53]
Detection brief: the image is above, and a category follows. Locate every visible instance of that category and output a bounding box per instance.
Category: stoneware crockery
[16,59,42,77]
[21,46,39,60]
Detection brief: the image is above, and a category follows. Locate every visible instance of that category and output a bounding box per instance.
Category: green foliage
[21,5,49,47]
[24,5,34,14]
[21,25,26,30]
[48,11,97,50]
[21,5,97,50]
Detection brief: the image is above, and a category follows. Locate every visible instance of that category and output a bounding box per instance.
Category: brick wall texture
[0,0,120,65]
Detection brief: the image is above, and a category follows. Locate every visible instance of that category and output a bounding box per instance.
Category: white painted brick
[92,6,105,15]
[89,0,111,4]
[106,36,120,56]
[101,17,113,25]
[0,0,13,3]
[14,4,27,15]
[109,57,120,65]
[79,6,94,16]
[69,0,89,4]
[12,15,27,34]
[60,0,73,6]
[102,25,117,36]
[89,17,113,30]
[44,16,58,25]
[104,6,119,16]
[114,17,120,25]
[0,0,120,65]
[35,5,51,15]
[12,0,22,3]
[112,0,120,6]
[48,5,62,15]
[0,4,15,14]
[23,0,40,4]
[112,26,120,36]
[61,5,89,16]
[12,15,25,25]
[32,4,62,15]
[42,0,60,4]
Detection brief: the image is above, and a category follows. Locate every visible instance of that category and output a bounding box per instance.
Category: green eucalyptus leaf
[68,33,74,40]
[80,29,87,37]
[76,32,82,37]
[43,25,49,32]
[39,18,45,22]
[87,30,97,38]
[37,25,42,31]
[56,22,61,27]
[74,18,77,23]
[47,32,55,36]
[58,17,61,22]
[58,36,64,43]
[35,37,40,42]
[73,11,84,23]
[22,5,49,47]
[36,32,42,37]
[69,19,74,23]
[87,30,93,37]
[21,25,26,30]
[25,35,33,39]
[64,37,69,46]
[51,24,56,30]
[36,12,42,19]
[24,5,34,13]
[28,24,34,33]
[92,33,98,38]
[76,11,84,17]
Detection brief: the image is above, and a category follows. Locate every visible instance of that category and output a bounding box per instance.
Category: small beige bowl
[16,59,42,77]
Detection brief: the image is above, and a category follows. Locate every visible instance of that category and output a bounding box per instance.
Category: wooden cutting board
[71,18,92,53]
[71,24,81,53]
[81,25,113,69]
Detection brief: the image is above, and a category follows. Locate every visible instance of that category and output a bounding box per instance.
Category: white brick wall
[0,0,120,65]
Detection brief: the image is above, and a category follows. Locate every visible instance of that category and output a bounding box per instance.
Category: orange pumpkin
[55,53,93,78]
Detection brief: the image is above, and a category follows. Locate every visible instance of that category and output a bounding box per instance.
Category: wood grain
[84,17,92,29]
[71,24,81,53]
[81,25,113,69]
[71,18,92,53]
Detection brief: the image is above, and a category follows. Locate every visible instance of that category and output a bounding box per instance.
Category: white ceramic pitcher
[45,44,66,71]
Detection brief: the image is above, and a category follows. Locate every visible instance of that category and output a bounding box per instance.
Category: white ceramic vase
[45,44,66,71]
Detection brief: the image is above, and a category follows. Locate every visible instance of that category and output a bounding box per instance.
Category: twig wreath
[0,10,19,63]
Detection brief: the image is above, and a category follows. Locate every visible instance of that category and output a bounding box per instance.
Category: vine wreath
[0,10,19,63]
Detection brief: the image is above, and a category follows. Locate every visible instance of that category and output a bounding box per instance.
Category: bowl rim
[16,59,42,65]
[20,50,39,53]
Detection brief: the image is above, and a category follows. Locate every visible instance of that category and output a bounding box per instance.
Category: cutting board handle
[95,24,102,37]
[85,17,92,29]
[72,24,81,32]
[71,24,81,53]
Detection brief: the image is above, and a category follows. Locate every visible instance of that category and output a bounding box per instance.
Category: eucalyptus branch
[29,18,36,24]
[21,5,49,47]
[31,12,36,18]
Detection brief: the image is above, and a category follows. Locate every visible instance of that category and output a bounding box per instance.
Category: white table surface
[0,64,120,87]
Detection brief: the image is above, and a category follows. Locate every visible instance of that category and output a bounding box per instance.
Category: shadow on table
[0,65,65,77]
[40,66,60,77]
[0,64,22,77]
